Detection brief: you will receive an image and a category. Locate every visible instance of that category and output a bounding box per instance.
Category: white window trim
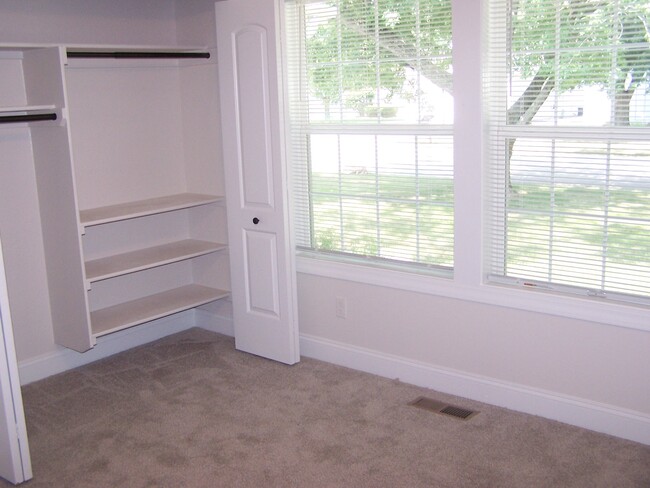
[287,0,650,332]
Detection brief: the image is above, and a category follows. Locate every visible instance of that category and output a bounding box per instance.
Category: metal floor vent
[409,396,479,421]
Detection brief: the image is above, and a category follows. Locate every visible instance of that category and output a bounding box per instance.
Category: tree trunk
[614,87,634,126]
[505,67,555,190]
[324,99,331,119]
[338,16,454,94]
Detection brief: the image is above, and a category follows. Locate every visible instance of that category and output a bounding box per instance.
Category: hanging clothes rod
[0,113,57,124]
[67,51,210,59]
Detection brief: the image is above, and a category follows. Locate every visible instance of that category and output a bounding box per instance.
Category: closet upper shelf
[80,193,223,227]
[0,105,56,114]
[0,43,208,52]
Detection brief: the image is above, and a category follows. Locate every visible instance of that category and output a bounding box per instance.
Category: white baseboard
[299,333,650,446]
[18,310,649,446]
[194,308,234,337]
[18,312,196,385]
[17,308,234,386]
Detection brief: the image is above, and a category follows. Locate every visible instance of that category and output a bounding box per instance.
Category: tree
[508,0,650,126]
[307,16,408,117]
[306,0,452,118]
[305,0,650,128]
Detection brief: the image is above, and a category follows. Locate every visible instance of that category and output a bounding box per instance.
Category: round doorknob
[253,217,260,225]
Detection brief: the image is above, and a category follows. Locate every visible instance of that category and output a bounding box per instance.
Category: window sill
[296,253,650,333]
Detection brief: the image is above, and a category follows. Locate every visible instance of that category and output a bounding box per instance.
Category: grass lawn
[306,172,650,296]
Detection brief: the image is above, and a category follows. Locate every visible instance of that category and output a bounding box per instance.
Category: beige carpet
[5,328,649,487]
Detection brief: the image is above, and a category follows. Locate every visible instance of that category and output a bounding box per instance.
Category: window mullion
[548,139,556,282]
[337,134,345,251]
[553,0,561,127]
[609,0,620,124]
[415,135,421,263]
[374,135,381,257]
[336,0,343,121]
[374,0,380,116]
[414,1,422,264]
[601,141,612,293]
[452,0,482,284]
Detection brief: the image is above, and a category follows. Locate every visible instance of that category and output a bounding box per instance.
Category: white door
[215,0,300,364]
[0,239,32,484]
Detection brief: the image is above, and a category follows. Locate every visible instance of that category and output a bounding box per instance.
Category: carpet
[6,328,649,487]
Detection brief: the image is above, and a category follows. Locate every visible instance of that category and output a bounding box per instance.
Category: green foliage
[511,0,650,92]
[306,0,452,116]
[305,0,649,122]
[310,171,649,284]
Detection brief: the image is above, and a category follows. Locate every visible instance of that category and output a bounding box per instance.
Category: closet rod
[0,113,57,124]
[67,51,210,59]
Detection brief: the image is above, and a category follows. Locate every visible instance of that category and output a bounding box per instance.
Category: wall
[174,0,219,47]
[296,272,650,444]
[0,0,177,46]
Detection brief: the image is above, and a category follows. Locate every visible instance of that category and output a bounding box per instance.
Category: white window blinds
[285,0,454,271]
[486,0,650,303]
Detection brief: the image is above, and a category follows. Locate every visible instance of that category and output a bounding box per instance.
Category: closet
[0,44,230,353]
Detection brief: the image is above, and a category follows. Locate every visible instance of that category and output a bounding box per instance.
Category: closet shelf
[85,239,226,283]
[91,284,229,337]
[80,193,223,227]
[65,44,208,54]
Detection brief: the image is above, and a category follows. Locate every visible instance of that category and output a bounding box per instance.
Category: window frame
[485,0,650,306]
[286,0,456,275]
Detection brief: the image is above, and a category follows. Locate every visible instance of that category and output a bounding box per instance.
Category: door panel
[216,0,300,364]
[244,230,280,317]
[0,240,32,484]
[234,26,275,209]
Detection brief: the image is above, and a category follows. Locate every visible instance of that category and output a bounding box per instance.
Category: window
[486,0,650,303]
[285,0,454,272]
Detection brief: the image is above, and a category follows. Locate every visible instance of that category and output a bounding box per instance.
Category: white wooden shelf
[80,193,223,227]
[85,239,226,283]
[0,43,204,50]
[91,284,229,337]
[65,44,208,54]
